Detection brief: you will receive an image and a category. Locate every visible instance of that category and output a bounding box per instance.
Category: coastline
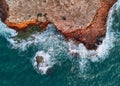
[0,0,117,49]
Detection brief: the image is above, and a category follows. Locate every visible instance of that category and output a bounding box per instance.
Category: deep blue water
[0,1,120,86]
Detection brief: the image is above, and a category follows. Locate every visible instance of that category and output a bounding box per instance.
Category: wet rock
[36,56,44,64]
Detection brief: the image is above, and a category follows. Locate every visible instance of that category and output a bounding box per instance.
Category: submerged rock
[0,0,117,49]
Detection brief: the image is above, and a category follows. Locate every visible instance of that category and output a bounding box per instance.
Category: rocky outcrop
[3,0,101,30]
[0,0,116,49]
[36,56,44,67]
[64,0,117,49]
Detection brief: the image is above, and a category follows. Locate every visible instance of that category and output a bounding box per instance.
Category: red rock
[0,0,117,49]
[63,0,116,49]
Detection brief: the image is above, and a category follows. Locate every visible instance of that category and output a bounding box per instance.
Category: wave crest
[0,0,120,74]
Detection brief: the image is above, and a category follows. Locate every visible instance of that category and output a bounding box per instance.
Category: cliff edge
[0,0,116,49]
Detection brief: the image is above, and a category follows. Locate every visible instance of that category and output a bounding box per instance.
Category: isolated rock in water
[0,0,117,49]
[36,56,44,64]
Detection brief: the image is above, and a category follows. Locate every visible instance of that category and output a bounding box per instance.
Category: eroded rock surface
[5,0,101,32]
[65,0,117,49]
[0,0,116,49]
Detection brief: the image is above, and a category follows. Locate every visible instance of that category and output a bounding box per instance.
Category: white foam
[92,0,119,61]
[10,34,40,51]
[67,41,89,58]
[0,20,18,38]
[78,58,89,74]
[0,20,19,48]
[0,1,119,74]
[67,0,119,62]
[8,24,65,51]
[33,51,55,74]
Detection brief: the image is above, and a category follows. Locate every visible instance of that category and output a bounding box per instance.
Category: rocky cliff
[0,0,116,49]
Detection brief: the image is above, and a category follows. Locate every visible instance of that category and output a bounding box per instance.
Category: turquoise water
[0,1,120,86]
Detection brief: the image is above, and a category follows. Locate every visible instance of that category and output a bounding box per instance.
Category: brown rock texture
[5,0,101,31]
[0,0,8,22]
[64,0,117,49]
[0,0,116,49]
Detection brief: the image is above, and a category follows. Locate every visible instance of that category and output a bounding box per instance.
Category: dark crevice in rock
[61,16,66,20]
[0,0,8,22]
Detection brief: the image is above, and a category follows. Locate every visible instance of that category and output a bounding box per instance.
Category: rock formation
[0,0,8,22]
[0,0,116,49]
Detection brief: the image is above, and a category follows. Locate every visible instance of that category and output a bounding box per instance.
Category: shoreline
[0,0,117,50]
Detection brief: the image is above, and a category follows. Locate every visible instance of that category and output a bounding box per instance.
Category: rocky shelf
[0,0,116,49]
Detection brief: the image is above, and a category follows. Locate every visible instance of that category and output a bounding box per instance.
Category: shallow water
[0,1,120,86]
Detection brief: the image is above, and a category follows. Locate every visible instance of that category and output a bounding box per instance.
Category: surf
[0,0,120,75]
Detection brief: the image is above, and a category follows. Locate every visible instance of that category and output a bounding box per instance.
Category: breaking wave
[66,0,120,62]
[0,0,120,74]
[32,51,55,74]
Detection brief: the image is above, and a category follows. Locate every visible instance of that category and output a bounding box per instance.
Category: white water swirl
[0,0,119,74]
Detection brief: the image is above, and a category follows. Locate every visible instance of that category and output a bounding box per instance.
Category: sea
[0,0,120,86]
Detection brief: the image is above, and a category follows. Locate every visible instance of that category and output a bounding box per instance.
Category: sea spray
[33,51,55,74]
[31,25,70,74]
[67,0,119,62]
[94,0,120,61]
[0,0,120,75]
[0,22,69,74]
[0,19,18,40]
